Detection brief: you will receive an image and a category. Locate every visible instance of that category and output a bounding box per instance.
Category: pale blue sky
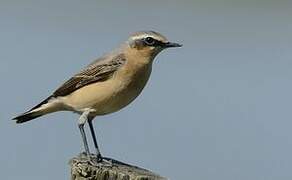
[1,0,292,179]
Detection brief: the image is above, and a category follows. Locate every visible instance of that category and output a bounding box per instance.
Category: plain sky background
[1,0,292,179]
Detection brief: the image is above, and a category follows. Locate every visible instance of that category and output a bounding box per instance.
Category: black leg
[88,119,102,162]
[78,123,90,156]
[78,110,92,158]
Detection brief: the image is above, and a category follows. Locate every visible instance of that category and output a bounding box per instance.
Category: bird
[13,31,182,162]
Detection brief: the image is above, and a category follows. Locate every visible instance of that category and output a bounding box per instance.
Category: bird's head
[126,31,182,60]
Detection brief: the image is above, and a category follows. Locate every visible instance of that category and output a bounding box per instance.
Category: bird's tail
[13,111,43,124]
[13,96,59,124]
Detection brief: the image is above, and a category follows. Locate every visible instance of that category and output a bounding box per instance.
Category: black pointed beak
[164,42,183,48]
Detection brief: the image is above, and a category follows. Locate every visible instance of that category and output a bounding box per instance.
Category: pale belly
[61,65,152,116]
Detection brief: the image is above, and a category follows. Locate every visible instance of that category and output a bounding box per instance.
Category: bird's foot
[79,152,114,167]
[95,154,114,167]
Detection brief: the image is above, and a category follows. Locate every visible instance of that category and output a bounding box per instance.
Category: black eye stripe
[154,40,165,47]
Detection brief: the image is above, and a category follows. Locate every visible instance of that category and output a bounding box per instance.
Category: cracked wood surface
[69,153,167,180]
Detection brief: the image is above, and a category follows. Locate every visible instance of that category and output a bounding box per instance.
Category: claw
[96,153,103,163]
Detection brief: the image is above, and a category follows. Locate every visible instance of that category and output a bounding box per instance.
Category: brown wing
[52,54,126,97]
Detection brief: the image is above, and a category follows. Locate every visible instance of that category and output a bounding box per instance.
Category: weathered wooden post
[69,153,167,180]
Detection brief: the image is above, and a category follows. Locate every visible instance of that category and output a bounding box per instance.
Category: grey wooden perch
[69,153,167,180]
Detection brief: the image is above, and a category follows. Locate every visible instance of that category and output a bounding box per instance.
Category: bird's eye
[144,37,155,45]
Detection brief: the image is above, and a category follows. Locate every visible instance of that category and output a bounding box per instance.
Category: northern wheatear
[13,31,182,162]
